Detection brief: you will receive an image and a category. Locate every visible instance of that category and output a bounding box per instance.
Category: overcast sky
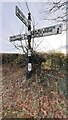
[0,1,67,54]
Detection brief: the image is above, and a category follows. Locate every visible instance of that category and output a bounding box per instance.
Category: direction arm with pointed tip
[10,23,63,42]
[16,6,31,27]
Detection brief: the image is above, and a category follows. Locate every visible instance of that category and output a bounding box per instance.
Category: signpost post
[16,6,32,78]
[27,12,32,78]
[9,5,63,78]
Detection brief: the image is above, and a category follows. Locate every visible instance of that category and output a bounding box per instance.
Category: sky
[0,1,67,54]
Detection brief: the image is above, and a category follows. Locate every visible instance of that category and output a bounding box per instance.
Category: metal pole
[27,12,32,78]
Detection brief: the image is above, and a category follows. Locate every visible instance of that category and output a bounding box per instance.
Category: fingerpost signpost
[10,6,63,78]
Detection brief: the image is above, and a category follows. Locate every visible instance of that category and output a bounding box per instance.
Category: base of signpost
[26,71,32,79]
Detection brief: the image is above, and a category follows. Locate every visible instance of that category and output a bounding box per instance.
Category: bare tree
[10,1,67,54]
[10,34,43,55]
[10,20,43,54]
[40,0,68,24]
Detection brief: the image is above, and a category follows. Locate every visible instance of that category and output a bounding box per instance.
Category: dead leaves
[2,64,68,118]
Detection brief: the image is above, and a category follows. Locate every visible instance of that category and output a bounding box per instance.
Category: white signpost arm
[10,23,63,42]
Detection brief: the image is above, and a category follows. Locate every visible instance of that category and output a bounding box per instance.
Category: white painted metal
[28,63,32,71]
[10,24,63,42]
[28,49,31,56]
[16,6,28,27]
[31,23,63,38]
